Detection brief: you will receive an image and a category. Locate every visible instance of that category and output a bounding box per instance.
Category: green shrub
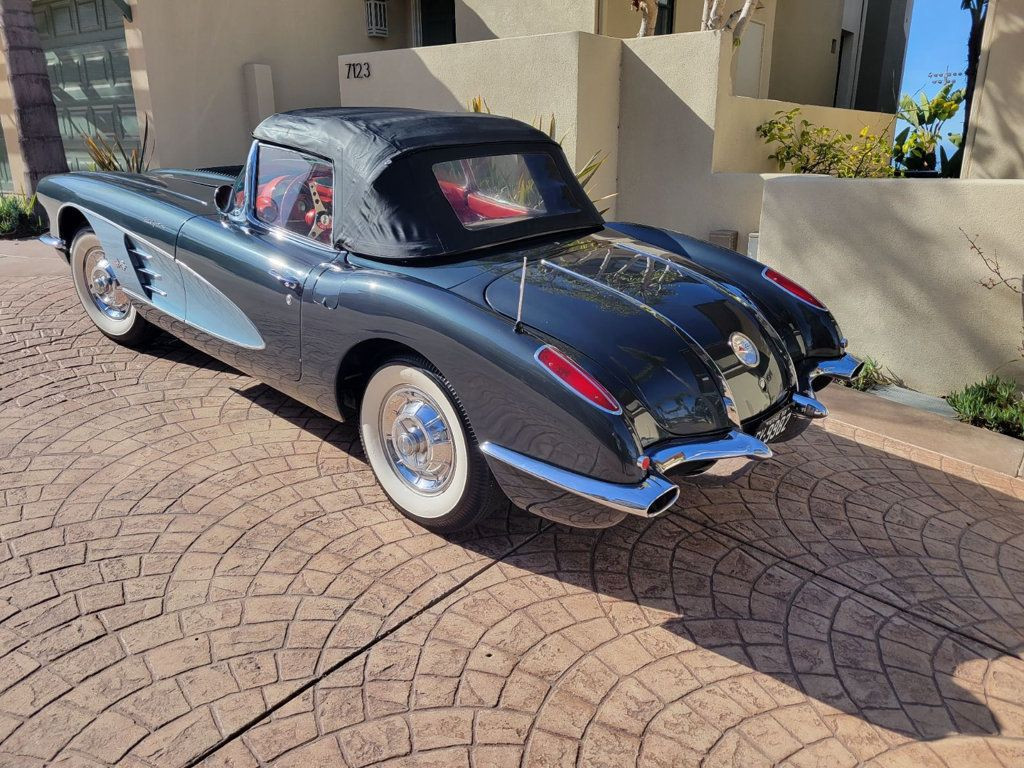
[844,356,892,392]
[756,108,895,178]
[946,375,1024,439]
[0,193,46,239]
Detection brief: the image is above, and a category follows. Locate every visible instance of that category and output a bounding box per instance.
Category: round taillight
[535,345,621,414]
[762,267,826,310]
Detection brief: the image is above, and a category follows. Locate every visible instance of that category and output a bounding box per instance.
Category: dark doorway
[420,0,456,46]
[655,0,675,35]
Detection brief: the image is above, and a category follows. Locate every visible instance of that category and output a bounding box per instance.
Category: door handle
[269,268,303,295]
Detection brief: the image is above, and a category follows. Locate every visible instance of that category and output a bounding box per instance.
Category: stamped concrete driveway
[2,246,1024,767]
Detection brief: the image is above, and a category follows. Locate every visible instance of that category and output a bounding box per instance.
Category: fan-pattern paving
[1,274,1023,767]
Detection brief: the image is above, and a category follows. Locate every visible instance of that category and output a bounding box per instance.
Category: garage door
[33,0,138,172]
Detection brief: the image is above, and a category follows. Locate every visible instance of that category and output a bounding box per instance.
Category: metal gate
[33,0,137,172]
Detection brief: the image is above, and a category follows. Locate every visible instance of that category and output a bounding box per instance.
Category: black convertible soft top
[253,107,602,260]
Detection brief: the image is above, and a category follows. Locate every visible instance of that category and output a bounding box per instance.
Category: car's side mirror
[214,183,233,214]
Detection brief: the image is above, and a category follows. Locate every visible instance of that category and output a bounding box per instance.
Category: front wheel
[359,356,505,533]
[70,229,156,347]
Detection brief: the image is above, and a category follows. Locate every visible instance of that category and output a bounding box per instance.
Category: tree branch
[731,0,762,42]
[632,0,659,37]
[704,0,726,31]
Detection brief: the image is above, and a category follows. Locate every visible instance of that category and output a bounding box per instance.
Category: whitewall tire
[70,229,155,347]
[359,356,504,532]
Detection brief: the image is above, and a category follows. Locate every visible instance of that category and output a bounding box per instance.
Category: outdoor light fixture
[365,0,389,37]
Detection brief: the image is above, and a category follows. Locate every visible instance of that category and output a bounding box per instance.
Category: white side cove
[75,207,265,350]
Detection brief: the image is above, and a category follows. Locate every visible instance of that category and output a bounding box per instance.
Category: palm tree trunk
[961,2,987,152]
[0,0,67,193]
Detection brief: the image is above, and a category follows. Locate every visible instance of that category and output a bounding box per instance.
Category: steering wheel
[305,181,331,241]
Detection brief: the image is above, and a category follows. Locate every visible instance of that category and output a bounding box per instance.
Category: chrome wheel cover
[83,249,130,320]
[379,385,455,496]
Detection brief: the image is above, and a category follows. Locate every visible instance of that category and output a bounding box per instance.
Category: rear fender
[302,267,646,484]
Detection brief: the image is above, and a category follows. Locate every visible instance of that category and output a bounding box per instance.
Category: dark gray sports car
[37,107,861,532]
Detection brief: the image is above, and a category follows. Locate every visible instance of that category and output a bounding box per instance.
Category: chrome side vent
[125,235,168,297]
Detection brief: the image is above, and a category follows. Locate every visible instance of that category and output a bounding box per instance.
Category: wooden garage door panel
[35,0,122,44]
[34,0,137,172]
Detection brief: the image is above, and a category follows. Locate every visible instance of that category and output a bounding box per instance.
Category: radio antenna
[514,256,527,334]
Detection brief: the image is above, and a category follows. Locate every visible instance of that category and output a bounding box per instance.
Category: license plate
[756,408,792,443]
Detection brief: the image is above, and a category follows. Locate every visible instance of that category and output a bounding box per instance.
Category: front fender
[301,266,646,485]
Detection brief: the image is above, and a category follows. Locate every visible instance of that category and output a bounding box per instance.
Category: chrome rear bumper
[483,357,861,524]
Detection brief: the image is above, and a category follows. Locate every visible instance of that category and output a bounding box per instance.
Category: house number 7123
[346,62,371,79]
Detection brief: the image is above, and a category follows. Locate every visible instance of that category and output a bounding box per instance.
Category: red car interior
[255,171,334,243]
[437,179,529,226]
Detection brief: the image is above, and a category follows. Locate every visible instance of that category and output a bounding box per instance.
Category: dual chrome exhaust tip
[480,442,681,519]
[811,354,864,387]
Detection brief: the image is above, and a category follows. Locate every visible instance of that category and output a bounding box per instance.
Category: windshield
[433,152,582,230]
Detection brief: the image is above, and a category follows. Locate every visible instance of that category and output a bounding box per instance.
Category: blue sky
[900,1,974,137]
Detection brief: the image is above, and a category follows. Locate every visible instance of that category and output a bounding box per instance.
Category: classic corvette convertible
[37,107,861,532]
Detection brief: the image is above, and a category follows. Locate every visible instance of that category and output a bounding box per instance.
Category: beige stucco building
[0,0,918,184]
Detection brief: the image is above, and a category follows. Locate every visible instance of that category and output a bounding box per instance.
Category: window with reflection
[254,144,334,244]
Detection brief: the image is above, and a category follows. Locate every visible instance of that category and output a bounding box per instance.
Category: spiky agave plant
[83,115,152,173]
[468,96,615,212]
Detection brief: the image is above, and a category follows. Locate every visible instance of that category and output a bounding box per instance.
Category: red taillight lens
[535,345,621,414]
[762,268,826,309]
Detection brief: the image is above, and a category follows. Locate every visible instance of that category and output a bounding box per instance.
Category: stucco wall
[615,32,769,253]
[127,0,411,169]
[962,0,1024,180]
[337,32,621,216]
[455,0,597,41]
[758,176,1024,395]
[714,93,894,174]
[768,0,843,106]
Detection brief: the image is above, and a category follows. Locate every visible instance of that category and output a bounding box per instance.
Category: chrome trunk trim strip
[539,258,743,428]
[617,242,801,388]
[480,442,680,518]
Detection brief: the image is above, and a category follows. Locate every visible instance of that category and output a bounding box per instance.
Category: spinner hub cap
[85,254,130,320]
[380,386,455,495]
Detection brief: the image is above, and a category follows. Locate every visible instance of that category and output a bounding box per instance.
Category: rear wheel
[70,229,156,347]
[359,355,505,533]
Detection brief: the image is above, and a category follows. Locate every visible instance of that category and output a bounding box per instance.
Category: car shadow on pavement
[235,377,1024,755]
